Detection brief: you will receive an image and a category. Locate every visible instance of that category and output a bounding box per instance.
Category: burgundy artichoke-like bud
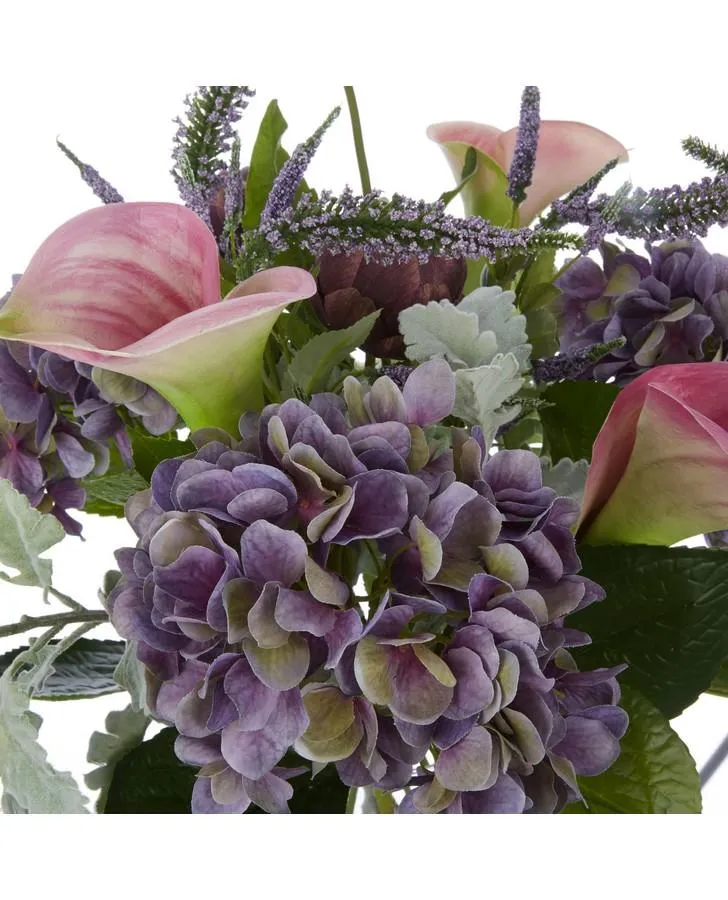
[312,252,468,358]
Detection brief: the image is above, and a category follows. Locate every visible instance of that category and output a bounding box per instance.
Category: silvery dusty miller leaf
[0,650,88,813]
[540,457,589,505]
[85,705,149,812]
[0,479,64,589]
[452,353,523,438]
[400,287,530,371]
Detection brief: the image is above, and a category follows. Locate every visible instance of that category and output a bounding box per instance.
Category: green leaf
[85,705,149,812]
[519,282,561,359]
[563,686,701,813]
[103,726,350,814]
[0,479,65,589]
[540,456,589,505]
[501,412,542,450]
[439,146,477,207]
[247,763,350,814]
[516,250,557,298]
[0,638,125,700]
[0,649,89,813]
[242,100,289,231]
[289,311,380,395]
[708,658,728,698]
[83,470,149,513]
[104,727,196,814]
[574,545,728,717]
[130,433,195,482]
[540,380,620,463]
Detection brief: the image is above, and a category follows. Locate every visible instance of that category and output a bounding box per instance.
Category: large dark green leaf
[287,764,349,814]
[0,639,125,700]
[104,727,196,814]
[563,686,701,813]
[574,545,728,717]
[708,658,728,698]
[130,433,195,482]
[540,380,620,462]
[103,727,349,814]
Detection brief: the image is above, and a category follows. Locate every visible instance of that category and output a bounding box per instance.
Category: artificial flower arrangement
[1,85,727,814]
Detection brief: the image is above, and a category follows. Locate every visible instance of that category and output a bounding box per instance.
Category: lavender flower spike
[56,140,123,204]
[507,86,540,207]
[261,107,341,226]
[532,337,626,384]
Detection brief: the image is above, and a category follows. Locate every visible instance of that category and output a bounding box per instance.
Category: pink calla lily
[427,120,628,225]
[578,363,728,546]
[0,203,316,433]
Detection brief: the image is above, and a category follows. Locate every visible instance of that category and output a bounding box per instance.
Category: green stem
[344,87,372,195]
[0,610,108,640]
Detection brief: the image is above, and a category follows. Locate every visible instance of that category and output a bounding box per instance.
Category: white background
[2,79,728,812]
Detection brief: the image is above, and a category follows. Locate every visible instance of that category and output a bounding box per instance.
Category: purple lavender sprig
[171,86,255,230]
[507,86,540,207]
[682,136,728,176]
[56,140,123,205]
[532,336,627,384]
[551,169,728,242]
[540,157,620,230]
[261,107,340,227]
[242,187,583,278]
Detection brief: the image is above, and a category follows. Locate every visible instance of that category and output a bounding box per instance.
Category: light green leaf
[439,146,477,208]
[540,457,589,505]
[0,649,89,813]
[452,353,523,439]
[0,479,64,590]
[289,312,380,395]
[85,705,149,812]
[563,686,701,814]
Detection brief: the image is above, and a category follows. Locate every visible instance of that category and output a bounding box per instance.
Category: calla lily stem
[344,87,372,195]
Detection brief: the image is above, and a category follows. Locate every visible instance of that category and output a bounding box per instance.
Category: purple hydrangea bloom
[0,335,178,534]
[107,361,626,814]
[555,240,728,384]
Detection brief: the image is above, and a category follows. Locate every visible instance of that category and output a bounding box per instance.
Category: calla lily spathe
[427,119,628,225]
[578,363,728,546]
[0,203,316,433]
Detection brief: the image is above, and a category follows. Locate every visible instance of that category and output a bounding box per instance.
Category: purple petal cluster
[0,335,177,534]
[106,361,626,814]
[555,240,728,384]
